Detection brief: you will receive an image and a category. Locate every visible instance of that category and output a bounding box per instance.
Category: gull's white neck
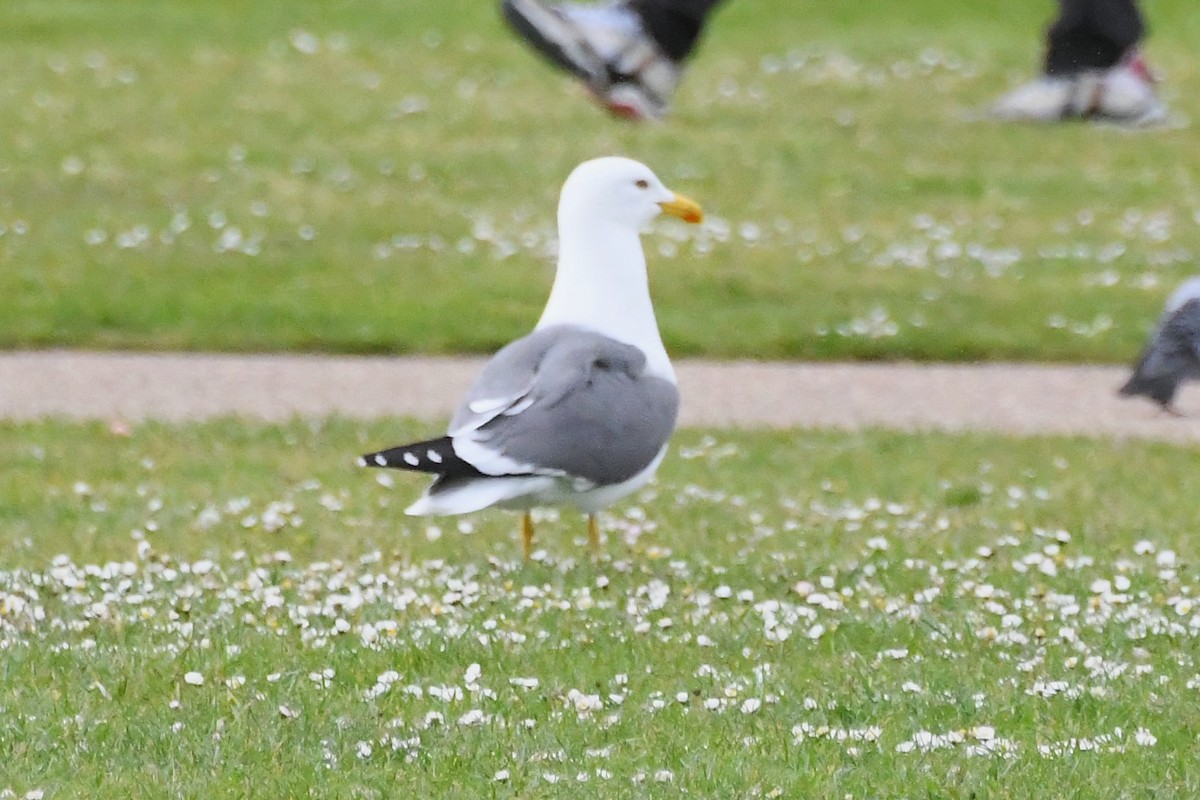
[535,217,674,380]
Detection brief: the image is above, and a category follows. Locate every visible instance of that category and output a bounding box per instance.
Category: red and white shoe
[502,0,680,121]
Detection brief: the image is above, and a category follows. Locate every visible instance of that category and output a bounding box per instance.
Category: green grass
[3,419,1200,795]
[2,0,1200,361]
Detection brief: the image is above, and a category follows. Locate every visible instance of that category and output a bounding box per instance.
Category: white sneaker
[1096,53,1167,125]
[502,0,680,120]
[992,51,1167,126]
[992,74,1080,122]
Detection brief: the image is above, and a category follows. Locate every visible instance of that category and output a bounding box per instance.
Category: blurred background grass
[2,0,1198,361]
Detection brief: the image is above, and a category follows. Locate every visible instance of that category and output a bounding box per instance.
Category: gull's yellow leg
[522,512,535,561]
[588,514,600,559]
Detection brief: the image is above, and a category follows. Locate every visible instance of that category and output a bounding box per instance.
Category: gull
[360,156,703,558]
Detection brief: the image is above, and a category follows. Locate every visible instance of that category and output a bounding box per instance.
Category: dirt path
[2,351,1198,444]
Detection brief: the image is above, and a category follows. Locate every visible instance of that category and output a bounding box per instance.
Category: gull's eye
[635,179,649,189]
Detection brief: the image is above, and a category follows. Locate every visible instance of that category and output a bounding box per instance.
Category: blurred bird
[359,156,703,559]
[1119,277,1200,414]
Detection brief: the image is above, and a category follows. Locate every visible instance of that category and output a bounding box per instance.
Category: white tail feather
[405,476,556,516]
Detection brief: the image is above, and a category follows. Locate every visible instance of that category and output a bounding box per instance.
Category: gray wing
[451,325,679,486]
[448,326,565,436]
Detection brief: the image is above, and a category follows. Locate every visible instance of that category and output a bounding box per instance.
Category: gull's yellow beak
[658,193,704,224]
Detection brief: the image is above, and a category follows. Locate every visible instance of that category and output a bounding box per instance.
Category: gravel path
[2,350,1198,444]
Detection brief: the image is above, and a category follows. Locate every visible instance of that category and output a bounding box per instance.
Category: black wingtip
[358,451,393,468]
[359,436,484,478]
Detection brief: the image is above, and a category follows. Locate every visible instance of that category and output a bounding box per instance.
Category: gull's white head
[558,156,703,230]
[538,157,702,378]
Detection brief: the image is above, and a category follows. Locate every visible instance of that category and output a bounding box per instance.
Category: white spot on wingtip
[403,452,420,466]
[427,449,443,463]
[373,454,387,466]
[356,456,368,467]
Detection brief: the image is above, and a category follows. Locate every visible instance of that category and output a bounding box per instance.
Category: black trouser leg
[1044,0,1145,75]
[626,0,726,61]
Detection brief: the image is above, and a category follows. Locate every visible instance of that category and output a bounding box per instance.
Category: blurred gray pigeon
[1119,277,1200,413]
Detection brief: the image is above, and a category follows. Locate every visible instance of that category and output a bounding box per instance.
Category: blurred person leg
[993,0,1166,125]
[502,0,725,120]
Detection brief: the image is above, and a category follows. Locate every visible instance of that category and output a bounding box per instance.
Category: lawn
[2,0,1200,361]
[5,1,1200,795]
[2,419,1199,795]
